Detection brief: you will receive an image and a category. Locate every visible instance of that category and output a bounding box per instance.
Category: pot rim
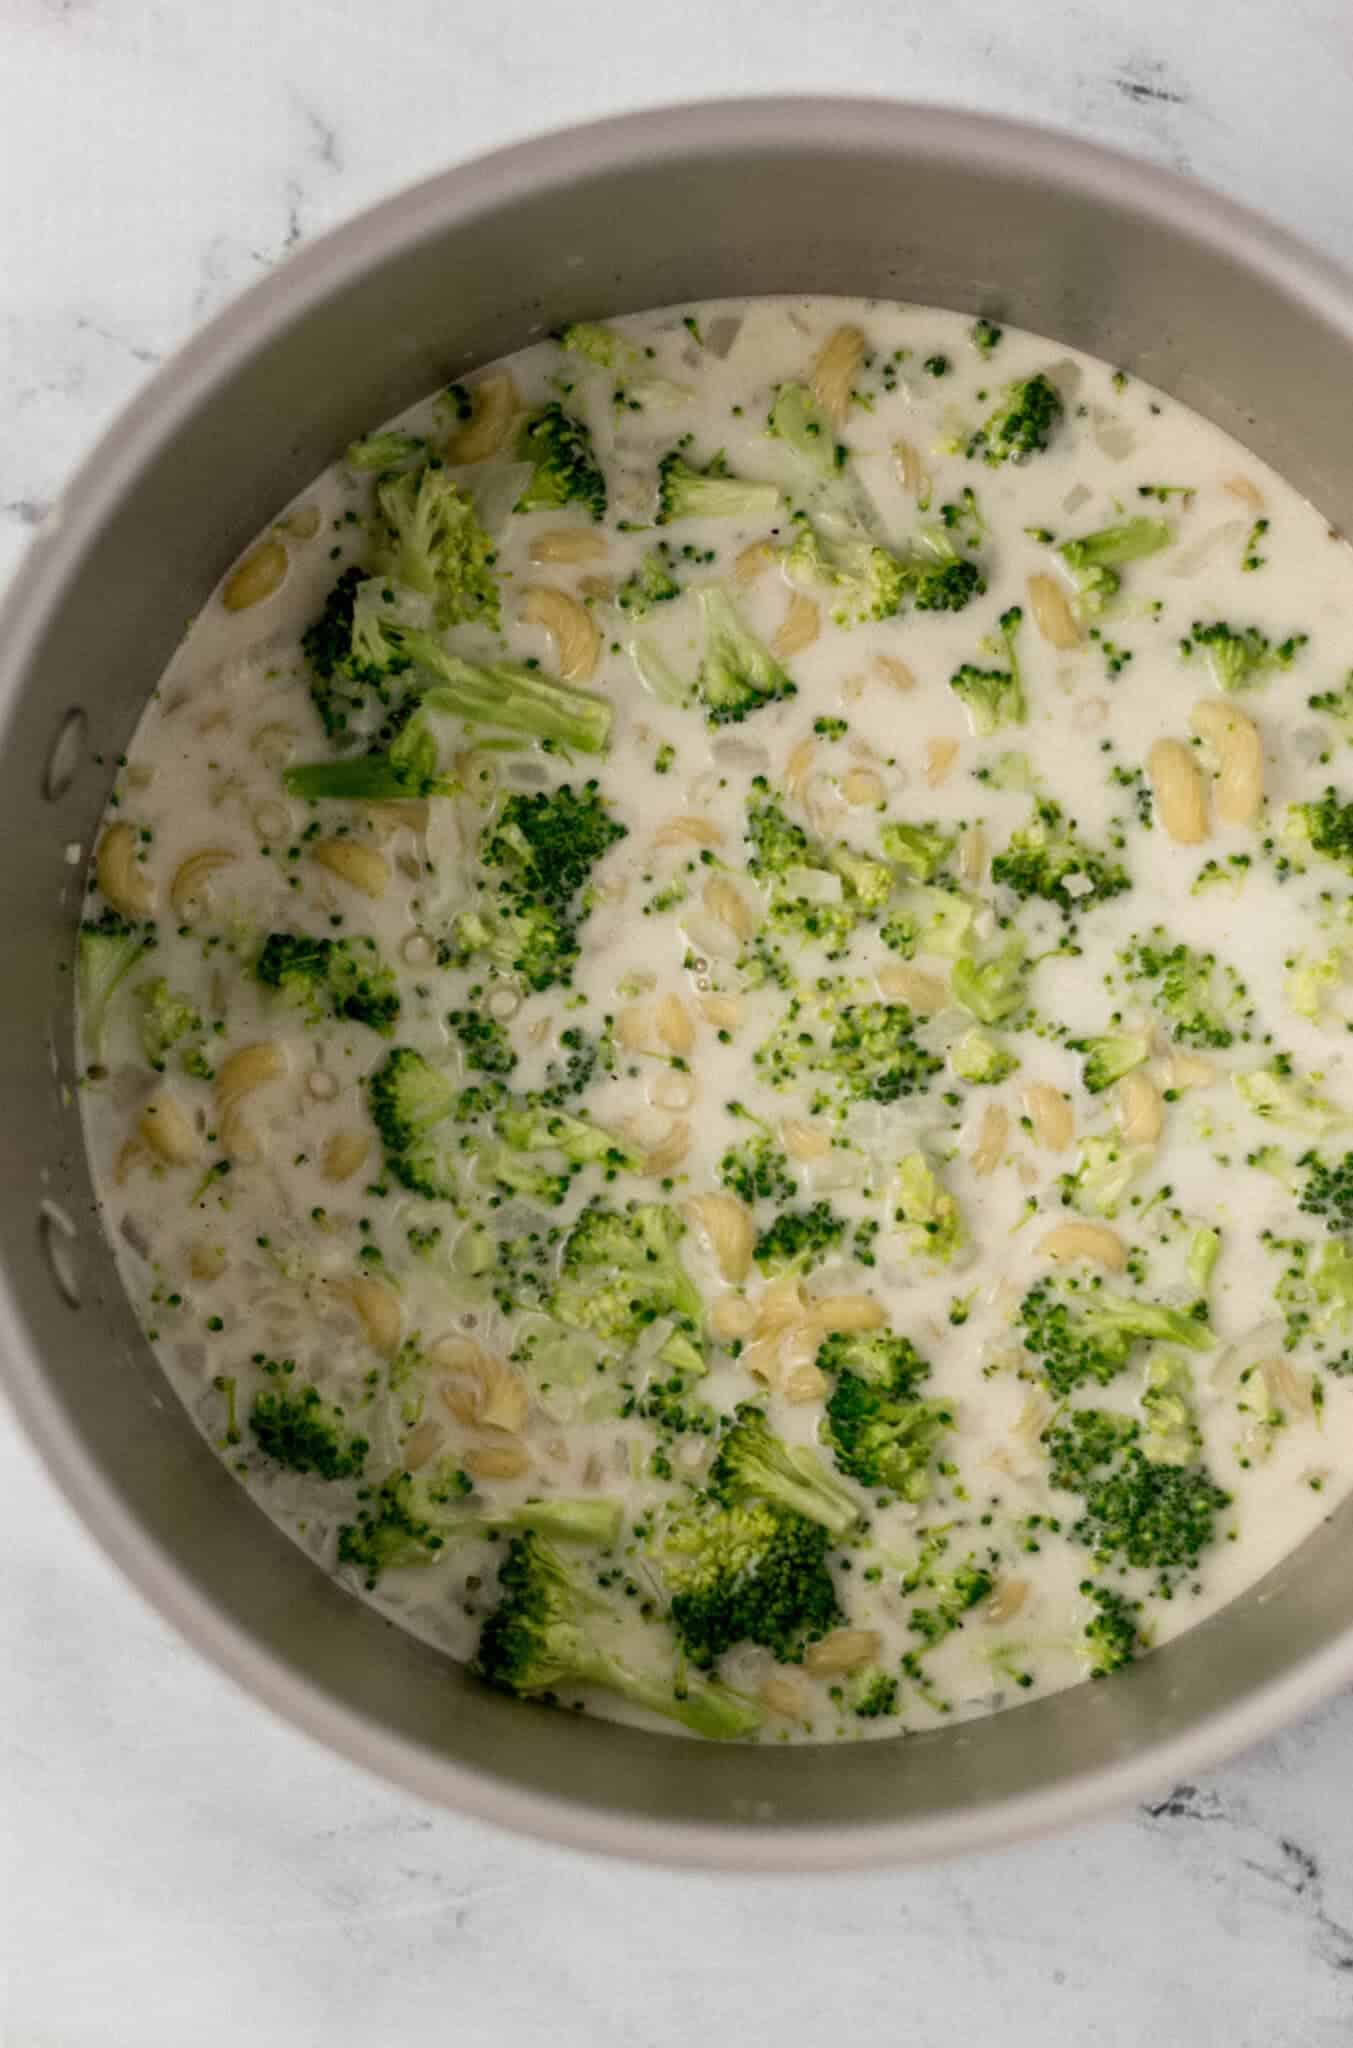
[7,94,1353,1871]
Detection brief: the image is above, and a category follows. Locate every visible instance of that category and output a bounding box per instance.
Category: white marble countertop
[6,2,1353,2039]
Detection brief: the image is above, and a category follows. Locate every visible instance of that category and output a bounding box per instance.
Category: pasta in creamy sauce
[78,297,1353,1743]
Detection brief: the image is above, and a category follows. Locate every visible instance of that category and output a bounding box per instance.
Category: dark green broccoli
[78,910,156,1059]
[369,463,500,629]
[552,1200,704,1349]
[970,318,1003,356]
[845,1670,901,1717]
[822,1002,943,1105]
[484,1097,640,1204]
[710,1403,861,1539]
[514,402,608,521]
[135,977,203,1072]
[449,1009,518,1076]
[1184,620,1307,692]
[694,588,796,726]
[285,713,456,802]
[657,1499,842,1668]
[475,1532,761,1739]
[752,1200,845,1276]
[991,798,1131,914]
[449,902,575,994]
[338,1469,620,1587]
[1083,1582,1144,1676]
[456,782,627,993]
[1297,1150,1353,1233]
[616,546,682,616]
[783,524,982,626]
[367,1045,459,1198]
[949,605,1026,735]
[1043,1409,1230,1580]
[967,372,1063,465]
[301,566,412,743]
[1019,1280,1213,1397]
[1057,517,1173,613]
[256,932,401,1034]
[818,1328,950,1502]
[907,1560,994,1648]
[249,1380,368,1479]
[718,1103,797,1206]
[1286,787,1353,873]
[1120,929,1254,1048]
[656,447,780,525]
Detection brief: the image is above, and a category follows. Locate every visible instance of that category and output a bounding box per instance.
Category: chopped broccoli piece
[285,713,456,802]
[1057,517,1173,613]
[744,783,891,952]
[949,605,1025,736]
[1140,1353,1202,1466]
[907,1560,994,1649]
[894,1151,965,1263]
[475,1533,760,1739]
[616,546,682,616]
[657,1499,843,1668]
[816,1328,929,1388]
[823,1001,943,1104]
[1297,1150,1353,1233]
[846,1669,901,1717]
[951,935,1028,1024]
[710,1403,861,1539]
[694,588,796,727]
[367,1045,459,1198]
[656,447,780,525]
[1121,930,1253,1048]
[255,932,400,1034]
[557,321,640,370]
[967,372,1063,465]
[880,819,957,883]
[752,1200,845,1275]
[135,976,202,1072]
[1062,1133,1152,1218]
[823,1363,950,1503]
[456,782,626,993]
[1185,620,1307,692]
[992,798,1130,915]
[420,651,612,754]
[1308,674,1353,739]
[718,1104,796,1206]
[552,1200,703,1350]
[339,1470,619,1587]
[970,318,1003,356]
[449,1009,518,1077]
[1234,1064,1350,1135]
[78,910,156,1059]
[515,403,607,521]
[369,464,500,629]
[345,430,428,472]
[766,381,847,481]
[1286,787,1353,873]
[1083,1583,1144,1676]
[1043,1409,1230,1580]
[249,1381,368,1479]
[949,1027,1018,1085]
[449,902,576,995]
[1072,1033,1152,1094]
[783,524,982,627]
[300,568,417,744]
[1018,1279,1213,1396]
[883,885,980,962]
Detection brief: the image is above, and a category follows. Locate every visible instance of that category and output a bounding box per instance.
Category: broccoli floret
[752,1200,845,1276]
[557,320,640,369]
[1141,1354,1202,1466]
[135,976,202,1072]
[256,932,400,1035]
[656,447,780,525]
[1234,1063,1350,1136]
[449,1009,518,1077]
[894,1151,965,1263]
[367,1046,459,1198]
[1062,1133,1152,1218]
[1072,1033,1151,1094]
[301,569,612,754]
[1297,1150,1353,1232]
[616,546,682,616]
[907,1561,994,1649]
[883,885,979,961]
[948,1027,1019,1085]
[967,372,1063,465]
[457,783,626,993]
[908,532,987,612]
[1308,674,1353,739]
[718,1103,797,1206]
[1121,930,1253,1048]
[338,1469,620,1587]
[820,1001,943,1104]
[492,1099,640,1188]
[1018,1280,1213,1396]
[766,381,847,482]
[970,318,1003,356]
[783,524,983,627]
[1043,1411,1230,1580]
[657,1499,842,1668]
[710,1403,861,1538]
[818,1328,928,1386]
[992,797,1130,915]
[949,605,1025,736]
[514,403,607,521]
[78,910,156,1059]
[743,784,890,952]
[950,935,1028,1024]
[879,819,956,883]
[1185,620,1307,692]
[345,430,428,472]
[694,588,796,727]
[1083,1583,1144,1676]
[552,1200,703,1349]
[369,464,499,629]
[449,903,575,994]
[285,713,457,802]
[475,1533,760,1739]
[823,1357,951,1503]
[1057,517,1173,613]
[249,1381,368,1479]
[1286,787,1353,873]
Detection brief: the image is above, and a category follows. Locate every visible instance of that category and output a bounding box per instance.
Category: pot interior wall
[4,104,1353,1854]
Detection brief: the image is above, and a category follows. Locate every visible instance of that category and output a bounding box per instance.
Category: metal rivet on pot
[38,1200,80,1308]
[42,707,87,801]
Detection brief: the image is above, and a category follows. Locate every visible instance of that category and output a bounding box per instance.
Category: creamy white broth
[78,296,1353,1743]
